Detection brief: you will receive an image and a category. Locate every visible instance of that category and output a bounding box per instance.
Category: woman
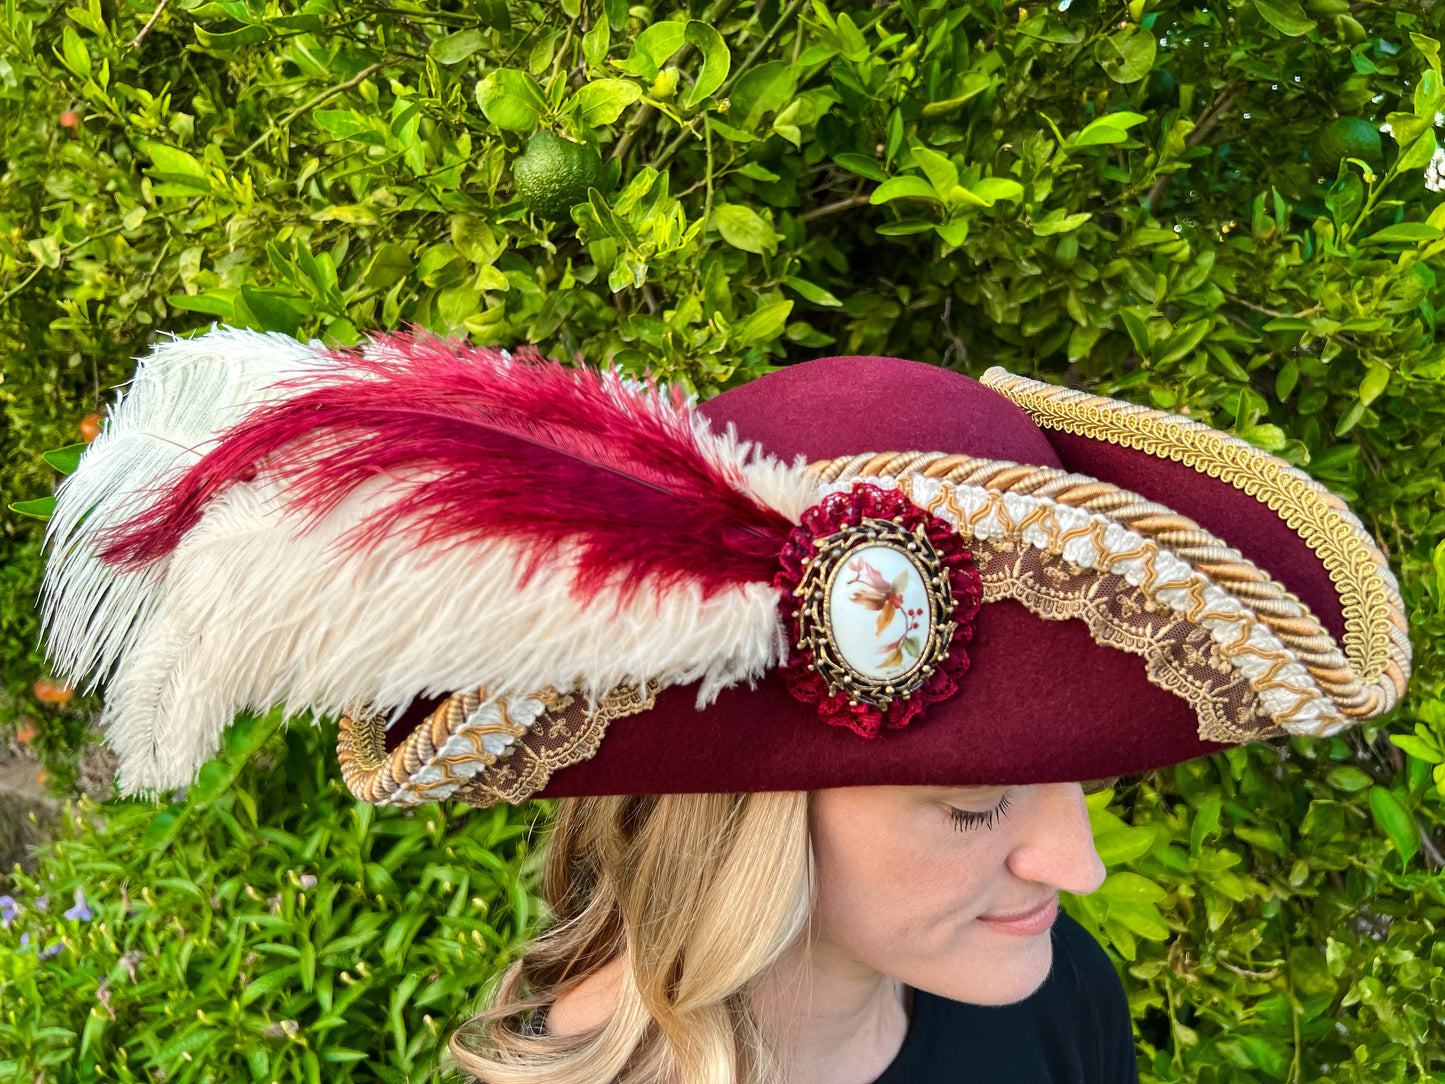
[40,331,1410,1083]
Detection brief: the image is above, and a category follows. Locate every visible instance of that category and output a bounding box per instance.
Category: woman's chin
[919,933,1055,1007]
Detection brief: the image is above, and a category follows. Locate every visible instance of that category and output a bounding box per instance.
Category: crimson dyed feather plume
[103,335,797,601]
[46,328,817,794]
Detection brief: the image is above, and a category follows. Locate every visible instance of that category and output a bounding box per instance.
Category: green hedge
[2,0,1444,1078]
[1,713,543,1082]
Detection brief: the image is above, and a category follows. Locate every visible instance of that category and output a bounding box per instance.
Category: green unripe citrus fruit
[513,131,605,221]
[1314,117,1381,174]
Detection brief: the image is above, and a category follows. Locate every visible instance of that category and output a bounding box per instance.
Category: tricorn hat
[41,328,1410,805]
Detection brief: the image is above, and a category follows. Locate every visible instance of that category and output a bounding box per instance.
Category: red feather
[100,335,796,601]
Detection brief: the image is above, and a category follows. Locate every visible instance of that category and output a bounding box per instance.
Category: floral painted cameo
[775,484,982,738]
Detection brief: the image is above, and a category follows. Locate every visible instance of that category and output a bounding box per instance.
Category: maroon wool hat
[39,331,1410,803]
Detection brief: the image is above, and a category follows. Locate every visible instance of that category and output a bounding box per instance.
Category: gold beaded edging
[980,367,1409,697]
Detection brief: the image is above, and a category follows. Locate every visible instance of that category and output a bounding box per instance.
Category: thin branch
[1223,292,1321,320]
[0,264,45,306]
[129,0,170,50]
[1214,954,1281,981]
[799,192,870,223]
[232,60,388,163]
[612,0,740,167]
[1147,85,1242,216]
[1420,817,1444,871]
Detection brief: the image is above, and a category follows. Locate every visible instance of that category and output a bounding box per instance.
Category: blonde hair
[450,791,813,1084]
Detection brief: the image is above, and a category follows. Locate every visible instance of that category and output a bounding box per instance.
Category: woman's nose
[1007,782,1107,896]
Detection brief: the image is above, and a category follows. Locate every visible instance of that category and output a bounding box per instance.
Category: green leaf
[1073,111,1150,147]
[1326,765,1373,792]
[1157,318,1211,367]
[1190,796,1222,854]
[616,21,686,78]
[168,290,237,318]
[934,219,969,246]
[145,141,210,193]
[1358,363,1390,406]
[921,72,991,117]
[568,79,642,126]
[239,287,304,335]
[1093,826,1157,865]
[833,153,888,181]
[874,219,935,236]
[869,176,939,205]
[476,69,546,132]
[1093,29,1156,84]
[968,177,1024,205]
[475,0,511,30]
[734,299,794,345]
[1098,870,1167,903]
[429,29,486,65]
[682,21,729,108]
[1118,307,1150,356]
[908,144,958,197]
[736,162,781,182]
[193,23,271,49]
[1033,209,1092,235]
[1434,538,1445,615]
[43,443,89,475]
[313,109,381,143]
[582,19,610,69]
[361,243,413,291]
[727,61,796,130]
[9,496,56,519]
[784,276,843,307]
[713,204,778,254]
[1362,222,1442,245]
[1368,786,1418,867]
[1390,733,1443,764]
[61,25,91,78]
[1410,31,1442,74]
[1253,0,1315,36]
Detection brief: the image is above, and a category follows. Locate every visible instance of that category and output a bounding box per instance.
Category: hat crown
[700,356,1062,469]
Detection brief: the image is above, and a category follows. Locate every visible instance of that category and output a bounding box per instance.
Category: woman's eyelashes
[947,793,1013,832]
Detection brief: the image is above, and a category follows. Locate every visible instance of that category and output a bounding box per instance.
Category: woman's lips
[977,894,1059,937]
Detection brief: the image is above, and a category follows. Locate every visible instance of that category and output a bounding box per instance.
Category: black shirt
[872,913,1139,1083]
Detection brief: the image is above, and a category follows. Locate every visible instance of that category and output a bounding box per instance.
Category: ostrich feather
[42,328,819,794]
[41,327,331,685]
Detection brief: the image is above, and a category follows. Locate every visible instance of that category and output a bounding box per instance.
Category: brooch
[775,484,981,737]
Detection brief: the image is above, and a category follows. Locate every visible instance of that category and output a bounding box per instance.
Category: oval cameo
[827,544,933,682]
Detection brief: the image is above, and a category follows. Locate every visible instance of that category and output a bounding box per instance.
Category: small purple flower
[0,895,18,929]
[171,785,187,803]
[35,895,49,911]
[299,874,317,889]
[64,888,93,922]
[39,941,62,960]
[19,932,29,948]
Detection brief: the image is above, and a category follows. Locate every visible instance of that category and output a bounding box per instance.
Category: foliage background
[2,0,1445,1079]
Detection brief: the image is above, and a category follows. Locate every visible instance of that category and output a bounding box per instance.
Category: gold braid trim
[338,684,658,807]
[820,451,1403,724]
[977,367,1410,699]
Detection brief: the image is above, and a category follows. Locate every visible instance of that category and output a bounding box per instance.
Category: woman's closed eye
[947,792,1012,832]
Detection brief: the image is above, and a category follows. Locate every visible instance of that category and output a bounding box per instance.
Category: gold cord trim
[978,367,1408,696]
[816,446,1407,721]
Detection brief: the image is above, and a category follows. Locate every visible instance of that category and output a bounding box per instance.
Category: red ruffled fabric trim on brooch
[773,483,982,738]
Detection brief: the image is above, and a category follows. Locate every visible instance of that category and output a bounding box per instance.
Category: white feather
[41,326,822,795]
[41,327,333,686]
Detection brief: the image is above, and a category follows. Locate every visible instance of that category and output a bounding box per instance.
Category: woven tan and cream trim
[846,472,1343,738]
[338,683,657,807]
[814,454,1402,733]
[978,368,1410,706]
